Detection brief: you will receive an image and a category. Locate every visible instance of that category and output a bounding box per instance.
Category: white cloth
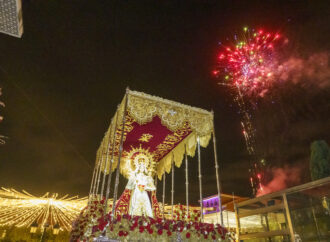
[127,173,155,217]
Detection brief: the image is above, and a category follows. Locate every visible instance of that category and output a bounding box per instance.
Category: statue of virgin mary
[113,149,161,218]
[127,159,155,217]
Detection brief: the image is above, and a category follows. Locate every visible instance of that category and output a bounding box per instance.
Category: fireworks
[214,27,285,97]
[213,27,286,195]
[0,188,87,231]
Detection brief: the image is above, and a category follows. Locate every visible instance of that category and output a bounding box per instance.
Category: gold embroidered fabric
[96,90,214,179]
[126,91,213,137]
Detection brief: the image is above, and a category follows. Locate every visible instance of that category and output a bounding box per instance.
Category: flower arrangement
[172,204,201,222]
[71,201,234,242]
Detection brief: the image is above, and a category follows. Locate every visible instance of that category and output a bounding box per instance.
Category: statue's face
[140,165,145,173]
[138,159,146,173]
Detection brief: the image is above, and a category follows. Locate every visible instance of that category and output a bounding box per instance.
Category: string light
[0,188,87,231]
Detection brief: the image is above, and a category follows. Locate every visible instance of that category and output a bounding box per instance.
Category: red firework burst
[214,27,286,97]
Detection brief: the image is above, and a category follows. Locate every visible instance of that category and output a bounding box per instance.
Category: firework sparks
[0,188,87,231]
[213,27,286,195]
[214,27,285,97]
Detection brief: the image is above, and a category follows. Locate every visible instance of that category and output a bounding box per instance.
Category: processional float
[71,89,233,241]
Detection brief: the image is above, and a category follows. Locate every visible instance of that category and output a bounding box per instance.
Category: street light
[53,224,60,235]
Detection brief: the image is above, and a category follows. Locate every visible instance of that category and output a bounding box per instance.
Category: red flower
[186,232,191,238]
[118,231,124,237]
[204,234,208,239]
[116,215,121,221]
[212,235,216,240]
[148,228,153,234]
[139,226,144,233]
[157,229,163,235]
[167,230,172,236]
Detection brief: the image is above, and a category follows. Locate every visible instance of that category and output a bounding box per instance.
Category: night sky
[0,0,329,204]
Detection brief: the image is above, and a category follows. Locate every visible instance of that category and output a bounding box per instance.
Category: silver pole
[171,154,174,220]
[162,172,166,218]
[212,115,224,225]
[88,166,97,203]
[100,140,111,199]
[185,145,189,219]
[111,90,129,218]
[104,110,119,213]
[92,159,101,197]
[197,136,204,222]
[95,153,104,196]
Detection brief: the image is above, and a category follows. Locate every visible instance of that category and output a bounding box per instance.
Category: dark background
[0,0,329,203]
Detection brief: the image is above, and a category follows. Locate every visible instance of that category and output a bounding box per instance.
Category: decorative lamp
[53,224,60,235]
[30,222,38,234]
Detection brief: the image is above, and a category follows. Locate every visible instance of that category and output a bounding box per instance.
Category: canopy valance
[96,89,214,180]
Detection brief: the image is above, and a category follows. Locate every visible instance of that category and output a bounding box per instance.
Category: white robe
[127,173,155,217]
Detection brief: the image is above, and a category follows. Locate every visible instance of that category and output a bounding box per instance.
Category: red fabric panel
[123,115,192,162]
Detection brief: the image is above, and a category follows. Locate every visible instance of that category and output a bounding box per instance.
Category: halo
[133,153,150,171]
[124,145,156,177]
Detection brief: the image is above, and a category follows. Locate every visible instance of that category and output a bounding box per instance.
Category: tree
[310,140,330,181]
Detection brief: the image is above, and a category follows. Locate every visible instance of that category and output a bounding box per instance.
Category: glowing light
[0,188,87,231]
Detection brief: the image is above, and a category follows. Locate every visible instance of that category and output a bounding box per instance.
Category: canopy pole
[100,139,111,199]
[88,166,97,203]
[162,172,166,218]
[171,154,174,220]
[111,91,129,218]
[92,158,101,197]
[212,114,224,226]
[96,153,105,195]
[104,110,119,213]
[91,161,98,196]
[197,136,204,222]
[185,144,189,219]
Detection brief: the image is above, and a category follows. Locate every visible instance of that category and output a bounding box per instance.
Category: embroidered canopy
[96,89,214,180]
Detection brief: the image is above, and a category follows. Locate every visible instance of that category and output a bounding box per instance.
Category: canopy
[96,89,214,180]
